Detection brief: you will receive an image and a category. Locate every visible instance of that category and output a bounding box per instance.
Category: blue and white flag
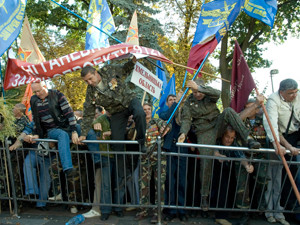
[0,0,27,57]
[152,60,167,118]
[192,0,246,46]
[243,0,277,28]
[156,74,176,117]
[85,0,116,50]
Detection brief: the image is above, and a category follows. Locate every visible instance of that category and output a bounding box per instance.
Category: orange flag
[18,16,45,120]
[125,10,139,45]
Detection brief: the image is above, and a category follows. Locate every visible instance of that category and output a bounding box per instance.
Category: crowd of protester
[0,58,299,225]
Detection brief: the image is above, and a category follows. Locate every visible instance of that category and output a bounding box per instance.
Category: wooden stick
[2,142,13,214]
[255,88,300,203]
[171,62,230,83]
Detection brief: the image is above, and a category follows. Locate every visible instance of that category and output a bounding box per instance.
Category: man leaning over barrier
[213,125,254,225]
[263,78,298,225]
[77,57,146,216]
[178,79,259,212]
[29,81,80,176]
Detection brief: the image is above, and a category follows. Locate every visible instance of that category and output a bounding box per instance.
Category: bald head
[31,82,48,100]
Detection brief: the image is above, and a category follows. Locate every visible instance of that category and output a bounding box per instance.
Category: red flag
[230,40,256,113]
[186,35,218,74]
[21,83,33,121]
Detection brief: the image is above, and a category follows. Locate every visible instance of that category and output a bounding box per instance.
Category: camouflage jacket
[245,115,267,147]
[81,60,136,136]
[146,118,171,150]
[180,85,220,135]
[15,115,30,135]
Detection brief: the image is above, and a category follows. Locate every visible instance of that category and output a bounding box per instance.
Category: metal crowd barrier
[0,138,299,223]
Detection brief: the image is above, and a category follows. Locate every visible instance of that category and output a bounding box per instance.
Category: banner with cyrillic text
[130,62,163,99]
[4,43,172,90]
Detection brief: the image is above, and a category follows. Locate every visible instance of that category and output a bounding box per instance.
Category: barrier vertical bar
[157,136,162,225]
[4,139,18,215]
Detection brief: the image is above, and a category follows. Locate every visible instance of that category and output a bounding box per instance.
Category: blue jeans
[48,128,72,171]
[100,156,125,214]
[165,144,188,215]
[23,151,51,207]
[86,129,101,164]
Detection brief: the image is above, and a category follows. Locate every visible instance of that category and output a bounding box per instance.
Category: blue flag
[152,60,167,118]
[0,0,27,57]
[85,0,116,50]
[192,0,245,46]
[243,0,277,28]
[156,74,176,116]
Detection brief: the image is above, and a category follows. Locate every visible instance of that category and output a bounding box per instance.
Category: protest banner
[4,43,172,90]
[131,62,163,99]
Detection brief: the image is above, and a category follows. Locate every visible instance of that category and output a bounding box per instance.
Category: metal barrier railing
[0,138,299,222]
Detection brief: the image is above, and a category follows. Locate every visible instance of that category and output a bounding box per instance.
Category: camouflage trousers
[235,162,251,209]
[247,152,270,209]
[139,153,166,216]
[197,107,249,197]
[49,151,85,203]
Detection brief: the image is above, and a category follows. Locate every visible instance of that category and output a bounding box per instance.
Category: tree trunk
[220,34,231,108]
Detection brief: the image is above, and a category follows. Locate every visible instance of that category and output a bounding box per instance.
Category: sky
[210,35,300,98]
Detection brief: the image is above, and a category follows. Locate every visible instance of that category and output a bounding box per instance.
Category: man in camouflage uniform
[78,58,146,215]
[136,103,171,224]
[178,79,250,211]
[241,97,269,210]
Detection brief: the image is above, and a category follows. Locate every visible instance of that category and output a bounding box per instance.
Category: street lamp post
[270,69,279,93]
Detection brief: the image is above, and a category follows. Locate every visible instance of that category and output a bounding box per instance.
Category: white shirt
[263,91,300,143]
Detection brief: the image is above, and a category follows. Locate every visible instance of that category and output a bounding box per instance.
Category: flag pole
[0,60,6,101]
[49,0,164,71]
[166,52,210,125]
[255,88,300,203]
[182,70,188,89]
[171,61,230,83]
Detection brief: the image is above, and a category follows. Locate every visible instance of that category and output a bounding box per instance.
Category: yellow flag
[17,16,45,63]
[125,10,139,46]
[18,16,45,121]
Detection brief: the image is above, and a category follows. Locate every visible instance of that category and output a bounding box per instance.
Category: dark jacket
[30,89,70,138]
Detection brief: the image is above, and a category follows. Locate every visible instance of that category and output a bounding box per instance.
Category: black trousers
[110,98,146,179]
[281,129,300,208]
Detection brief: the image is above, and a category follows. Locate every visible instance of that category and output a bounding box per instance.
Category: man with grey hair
[262,78,299,225]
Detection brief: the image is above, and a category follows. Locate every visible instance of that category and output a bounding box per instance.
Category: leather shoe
[100,213,110,221]
[115,211,124,217]
[179,214,188,221]
[164,213,176,221]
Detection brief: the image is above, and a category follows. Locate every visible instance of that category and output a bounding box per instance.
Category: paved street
[1,205,300,225]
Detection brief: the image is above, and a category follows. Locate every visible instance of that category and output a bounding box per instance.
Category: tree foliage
[157,0,300,107]
[157,0,217,92]
[220,0,300,107]
[4,0,165,109]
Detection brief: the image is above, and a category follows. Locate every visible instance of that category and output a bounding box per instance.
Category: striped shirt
[34,90,77,134]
